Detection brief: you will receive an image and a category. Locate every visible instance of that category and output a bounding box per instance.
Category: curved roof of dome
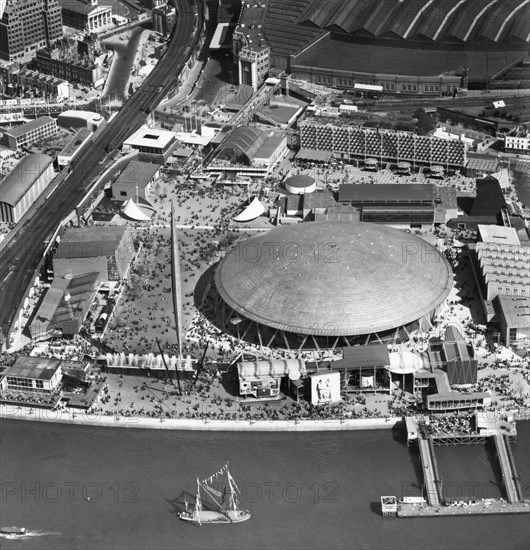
[284,174,315,188]
[215,221,453,336]
[0,153,54,207]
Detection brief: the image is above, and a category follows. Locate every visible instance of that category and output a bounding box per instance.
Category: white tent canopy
[386,349,423,374]
[233,197,265,222]
[121,198,152,221]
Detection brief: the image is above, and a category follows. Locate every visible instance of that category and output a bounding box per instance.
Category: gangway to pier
[418,437,441,506]
[493,434,520,503]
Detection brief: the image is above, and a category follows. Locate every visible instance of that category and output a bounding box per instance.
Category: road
[0,0,202,347]
[102,26,145,102]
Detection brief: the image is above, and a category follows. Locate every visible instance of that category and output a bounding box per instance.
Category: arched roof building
[0,154,54,223]
[214,126,265,165]
[245,0,529,95]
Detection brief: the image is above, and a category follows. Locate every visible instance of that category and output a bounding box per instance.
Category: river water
[0,419,528,550]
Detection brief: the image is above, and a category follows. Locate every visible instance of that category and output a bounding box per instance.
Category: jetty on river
[381,414,530,518]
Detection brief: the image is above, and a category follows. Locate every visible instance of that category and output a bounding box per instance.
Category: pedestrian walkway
[493,434,520,503]
[418,437,441,506]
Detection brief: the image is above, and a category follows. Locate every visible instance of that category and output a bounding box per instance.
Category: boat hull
[0,527,26,535]
[179,510,251,524]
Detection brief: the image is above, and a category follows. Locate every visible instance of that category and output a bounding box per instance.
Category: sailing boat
[179,463,251,524]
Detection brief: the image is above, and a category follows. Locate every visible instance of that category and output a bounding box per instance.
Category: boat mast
[195,478,202,525]
[226,468,240,512]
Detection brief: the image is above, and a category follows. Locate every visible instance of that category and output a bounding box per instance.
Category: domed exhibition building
[206,221,453,350]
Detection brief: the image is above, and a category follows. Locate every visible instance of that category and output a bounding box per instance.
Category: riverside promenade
[0,404,401,432]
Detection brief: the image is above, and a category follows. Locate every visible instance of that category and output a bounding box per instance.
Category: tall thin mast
[226,469,239,512]
[171,201,183,394]
[195,478,202,525]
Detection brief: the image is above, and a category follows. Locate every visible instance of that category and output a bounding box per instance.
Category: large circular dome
[215,221,452,337]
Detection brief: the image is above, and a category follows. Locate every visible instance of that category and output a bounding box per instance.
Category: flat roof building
[0,153,55,223]
[339,184,434,205]
[112,160,160,201]
[57,127,93,167]
[478,224,521,246]
[0,355,62,393]
[338,183,436,228]
[434,185,458,224]
[123,127,177,163]
[1,116,57,149]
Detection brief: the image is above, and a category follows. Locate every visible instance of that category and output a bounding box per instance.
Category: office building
[232,3,269,90]
[0,0,63,61]
[153,3,176,36]
[1,115,57,149]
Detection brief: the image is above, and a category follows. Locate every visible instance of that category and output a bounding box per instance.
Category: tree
[414,108,436,135]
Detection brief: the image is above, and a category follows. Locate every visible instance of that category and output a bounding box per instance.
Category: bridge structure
[493,434,523,503]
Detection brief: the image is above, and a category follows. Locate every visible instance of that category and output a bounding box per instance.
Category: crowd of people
[419,413,475,437]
